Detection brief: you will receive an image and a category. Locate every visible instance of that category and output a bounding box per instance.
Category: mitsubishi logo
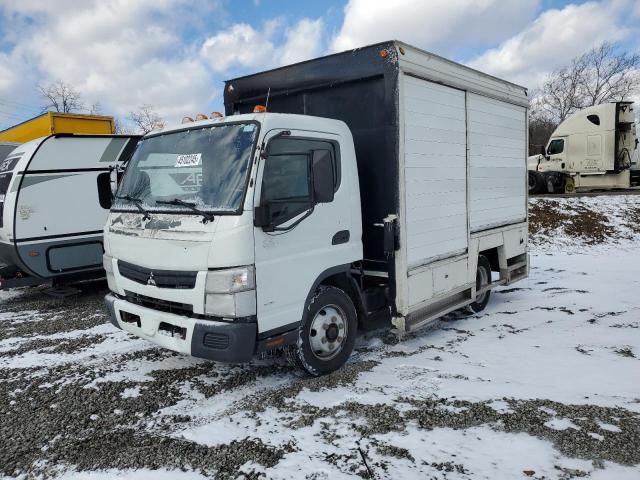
[147,272,157,286]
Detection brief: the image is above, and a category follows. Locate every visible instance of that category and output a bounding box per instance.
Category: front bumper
[105,293,257,363]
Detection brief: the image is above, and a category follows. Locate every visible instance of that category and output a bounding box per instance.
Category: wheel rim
[308,304,348,360]
[476,266,489,304]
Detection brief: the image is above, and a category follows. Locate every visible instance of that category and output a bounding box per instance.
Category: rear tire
[528,171,544,194]
[296,285,358,376]
[466,256,492,314]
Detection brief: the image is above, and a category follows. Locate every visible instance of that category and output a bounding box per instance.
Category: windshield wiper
[156,199,215,223]
[115,194,151,221]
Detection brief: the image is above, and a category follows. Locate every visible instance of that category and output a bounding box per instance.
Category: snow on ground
[1,195,639,479]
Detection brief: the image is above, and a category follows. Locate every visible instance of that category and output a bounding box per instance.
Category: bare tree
[38,80,84,113]
[579,43,640,107]
[537,55,588,122]
[88,102,103,115]
[129,105,165,134]
[113,117,135,135]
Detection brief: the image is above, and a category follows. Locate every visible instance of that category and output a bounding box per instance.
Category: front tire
[528,171,544,194]
[296,285,358,376]
[466,256,492,314]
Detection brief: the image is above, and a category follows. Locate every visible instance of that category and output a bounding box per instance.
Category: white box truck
[103,41,529,375]
[528,102,637,194]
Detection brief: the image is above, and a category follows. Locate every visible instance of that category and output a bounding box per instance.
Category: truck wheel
[564,176,576,194]
[466,256,492,314]
[296,285,358,376]
[546,176,555,194]
[528,171,543,194]
[546,174,564,194]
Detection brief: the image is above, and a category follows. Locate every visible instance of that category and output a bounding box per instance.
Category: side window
[547,139,564,155]
[261,152,312,225]
[587,114,600,126]
[260,139,311,225]
[260,136,339,226]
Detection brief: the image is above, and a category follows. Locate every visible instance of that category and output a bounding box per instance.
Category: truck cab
[104,113,363,373]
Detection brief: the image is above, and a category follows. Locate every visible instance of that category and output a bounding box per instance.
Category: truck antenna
[265,88,271,112]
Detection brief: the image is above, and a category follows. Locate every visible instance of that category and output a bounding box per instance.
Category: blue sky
[0,0,638,131]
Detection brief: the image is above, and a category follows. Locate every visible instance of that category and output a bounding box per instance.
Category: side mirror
[254,204,272,230]
[97,172,113,209]
[539,145,546,156]
[635,138,638,150]
[312,150,334,203]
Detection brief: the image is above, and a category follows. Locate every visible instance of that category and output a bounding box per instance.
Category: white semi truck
[103,41,529,375]
[528,102,638,194]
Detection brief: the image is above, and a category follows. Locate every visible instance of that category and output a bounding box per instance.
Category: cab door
[544,137,567,171]
[253,130,349,336]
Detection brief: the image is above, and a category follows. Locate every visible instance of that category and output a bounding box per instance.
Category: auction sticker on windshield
[175,153,202,167]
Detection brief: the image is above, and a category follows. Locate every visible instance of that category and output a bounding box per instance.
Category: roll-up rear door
[467,94,526,231]
[402,75,468,268]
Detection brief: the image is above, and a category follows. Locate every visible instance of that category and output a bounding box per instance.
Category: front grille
[203,332,230,350]
[124,290,193,316]
[118,261,197,289]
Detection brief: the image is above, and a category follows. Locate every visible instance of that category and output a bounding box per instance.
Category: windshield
[115,123,258,214]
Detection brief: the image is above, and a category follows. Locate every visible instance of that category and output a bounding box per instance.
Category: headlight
[103,254,117,292]
[205,266,256,317]
[205,266,255,293]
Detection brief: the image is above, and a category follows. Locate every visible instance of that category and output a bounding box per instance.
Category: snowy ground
[1,195,639,479]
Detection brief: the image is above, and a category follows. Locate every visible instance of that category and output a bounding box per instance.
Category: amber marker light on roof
[195,113,208,121]
[211,112,224,118]
[181,116,194,124]
[253,105,267,113]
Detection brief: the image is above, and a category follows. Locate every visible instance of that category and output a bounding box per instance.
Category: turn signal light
[211,111,224,118]
[253,105,267,113]
[182,116,194,124]
[195,113,208,121]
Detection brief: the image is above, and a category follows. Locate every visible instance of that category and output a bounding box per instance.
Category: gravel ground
[1,198,639,479]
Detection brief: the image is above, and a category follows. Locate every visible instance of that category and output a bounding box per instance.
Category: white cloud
[468,1,634,87]
[0,0,221,127]
[200,23,277,72]
[280,18,324,66]
[200,17,324,73]
[331,0,540,55]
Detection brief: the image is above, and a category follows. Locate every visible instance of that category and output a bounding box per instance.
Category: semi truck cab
[529,102,637,194]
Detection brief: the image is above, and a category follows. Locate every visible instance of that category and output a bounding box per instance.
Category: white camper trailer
[103,41,529,375]
[0,134,139,288]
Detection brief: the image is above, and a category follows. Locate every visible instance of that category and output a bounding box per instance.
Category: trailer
[103,41,529,375]
[0,134,139,288]
[0,112,115,144]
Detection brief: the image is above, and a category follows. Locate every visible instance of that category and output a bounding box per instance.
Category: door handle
[332,230,350,245]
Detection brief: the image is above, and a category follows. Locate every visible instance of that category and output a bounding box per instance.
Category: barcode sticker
[175,153,202,167]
